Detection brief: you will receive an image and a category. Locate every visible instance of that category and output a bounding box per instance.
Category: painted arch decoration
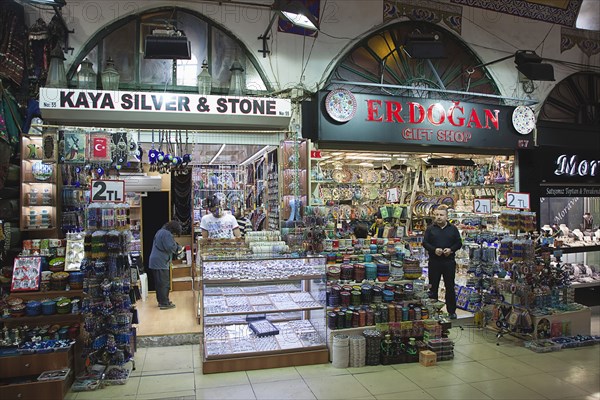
[327,21,501,103]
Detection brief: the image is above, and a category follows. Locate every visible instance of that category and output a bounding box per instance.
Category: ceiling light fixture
[426,158,475,166]
[258,0,319,58]
[241,145,273,166]
[404,32,446,59]
[345,155,392,161]
[23,0,66,5]
[144,21,191,59]
[209,144,226,165]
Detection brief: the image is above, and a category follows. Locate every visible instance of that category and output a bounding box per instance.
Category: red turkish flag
[92,137,108,158]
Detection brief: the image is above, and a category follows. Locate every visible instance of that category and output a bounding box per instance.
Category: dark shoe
[449,313,457,320]
[160,303,176,310]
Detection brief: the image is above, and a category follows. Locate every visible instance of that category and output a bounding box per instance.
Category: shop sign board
[307,91,534,149]
[537,149,600,184]
[90,180,125,203]
[506,191,530,210]
[39,88,292,130]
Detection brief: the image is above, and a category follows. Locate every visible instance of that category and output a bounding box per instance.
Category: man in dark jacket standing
[149,220,182,310]
[422,205,462,319]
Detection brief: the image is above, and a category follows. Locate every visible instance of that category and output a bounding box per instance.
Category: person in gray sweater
[149,220,182,309]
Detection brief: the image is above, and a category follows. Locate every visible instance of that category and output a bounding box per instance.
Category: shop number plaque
[506,191,530,210]
[91,180,125,203]
[473,198,492,214]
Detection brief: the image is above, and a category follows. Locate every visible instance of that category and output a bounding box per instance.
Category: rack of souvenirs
[70,202,135,391]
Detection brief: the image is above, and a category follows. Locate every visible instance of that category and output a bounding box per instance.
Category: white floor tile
[453,343,508,360]
[137,372,195,395]
[514,352,585,373]
[142,346,194,372]
[511,372,591,399]
[478,357,542,377]
[295,363,351,379]
[471,377,545,399]
[195,370,250,389]
[438,361,505,383]
[398,365,465,388]
[425,382,491,400]
[136,390,196,400]
[304,374,372,399]
[246,366,302,384]
[352,369,420,395]
[196,384,256,400]
[253,378,315,399]
[346,364,395,374]
[375,389,434,400]
[548,368,600,394]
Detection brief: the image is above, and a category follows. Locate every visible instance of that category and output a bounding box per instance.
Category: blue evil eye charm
[97,167,104,176]
[157,154,164,162]
[75,166,81,173]
[183,154,192,163]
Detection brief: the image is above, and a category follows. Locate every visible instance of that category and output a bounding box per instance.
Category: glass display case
[198,255,328,373]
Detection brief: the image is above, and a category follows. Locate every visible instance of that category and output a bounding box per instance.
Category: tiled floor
[65,324,600,400]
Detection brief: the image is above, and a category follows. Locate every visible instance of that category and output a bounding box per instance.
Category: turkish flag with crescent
[92,136,108,158]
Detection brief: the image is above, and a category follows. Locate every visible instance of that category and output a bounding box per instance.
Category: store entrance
[141,191,170,291]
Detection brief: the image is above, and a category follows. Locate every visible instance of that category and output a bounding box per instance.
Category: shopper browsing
[422,205,462,319]
[200,196,241,239]
[149,220,182,310]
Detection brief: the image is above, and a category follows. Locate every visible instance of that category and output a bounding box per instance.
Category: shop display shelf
[8,290,84,301]
[1,313,81,328]
[552,245,600,254]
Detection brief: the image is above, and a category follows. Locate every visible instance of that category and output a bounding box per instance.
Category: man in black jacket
[422,205,462,319]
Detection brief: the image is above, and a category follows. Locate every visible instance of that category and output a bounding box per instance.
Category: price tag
[473,198,492,214]
[90,180,125,203]
[506,191,530,210]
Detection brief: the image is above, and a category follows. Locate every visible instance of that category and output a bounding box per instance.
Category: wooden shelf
[8,290,83,301]
[1,313,81,328]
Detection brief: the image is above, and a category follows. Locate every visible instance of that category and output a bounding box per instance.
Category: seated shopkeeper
[199,196,241,239]
[369,212,389,238]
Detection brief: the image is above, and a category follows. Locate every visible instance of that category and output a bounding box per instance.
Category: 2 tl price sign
[505,191,530,210]
[473,198,492,214]
[90,180,125,203]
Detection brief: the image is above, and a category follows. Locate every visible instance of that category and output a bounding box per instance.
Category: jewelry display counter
[198,255,328,373]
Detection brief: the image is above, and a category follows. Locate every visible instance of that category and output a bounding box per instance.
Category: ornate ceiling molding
[383,0,463,35]
[561,27,600,57]
[450,0,582,27]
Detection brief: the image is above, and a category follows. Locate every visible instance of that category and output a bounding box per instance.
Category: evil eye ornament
[157,153,165,162]
[172,156,181,165]
[96,167,104,176]
[115,164,122,170]
[148,149,158,163]
[166,154,174,161]
[183,154,192,163]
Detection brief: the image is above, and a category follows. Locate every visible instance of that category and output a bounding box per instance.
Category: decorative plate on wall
[324,89,357,122]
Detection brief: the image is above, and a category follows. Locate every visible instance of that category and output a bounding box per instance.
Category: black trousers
[152,269,171,306]
[428,262,457,314]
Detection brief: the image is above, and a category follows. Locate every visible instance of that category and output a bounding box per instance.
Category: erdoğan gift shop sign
[306,91,533,150]
[39,88,292,129]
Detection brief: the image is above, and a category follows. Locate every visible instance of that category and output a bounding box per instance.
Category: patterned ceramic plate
[324,89,358,122]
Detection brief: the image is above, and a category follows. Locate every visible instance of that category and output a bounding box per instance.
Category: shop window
[328,21,500,102]
[67,8,270,94]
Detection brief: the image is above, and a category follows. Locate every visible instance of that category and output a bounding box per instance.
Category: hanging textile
[0,2,27,87]
[171,168,192,235]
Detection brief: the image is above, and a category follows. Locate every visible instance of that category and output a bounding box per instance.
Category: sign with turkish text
[304,91,533,149]
[506,191,530,210]
[90,180,125,203]
[39,88,292,130]
[473,198,492,214]
[541,185,600,197]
